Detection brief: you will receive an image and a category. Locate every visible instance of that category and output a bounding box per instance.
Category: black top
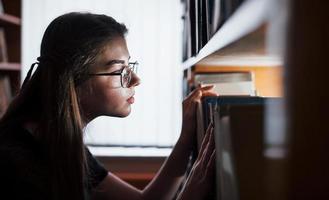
[0,124,108,199]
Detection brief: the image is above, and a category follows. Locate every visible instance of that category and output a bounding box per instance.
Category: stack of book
[194,71,256,96]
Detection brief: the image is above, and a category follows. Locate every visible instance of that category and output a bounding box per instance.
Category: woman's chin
[117,112,130,118]
[114,108,131,118]
[99,105,132,118]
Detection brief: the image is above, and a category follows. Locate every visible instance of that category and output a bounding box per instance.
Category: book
[211,0,223,35]
[197,0,210,51]
[196,101,204,150]
[191,0,199,55]
[195,97,269,200]
[194,71,256,96]
[0,75,12,118]
[216,104,265,200]
[0,28,8,62]
[182,0,192,61]
[215,114,239,200]
[196,96,266,167]
[196,97,282,200]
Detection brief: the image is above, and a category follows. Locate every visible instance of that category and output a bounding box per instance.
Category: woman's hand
[180,85,218,146]
[176,123,216,200]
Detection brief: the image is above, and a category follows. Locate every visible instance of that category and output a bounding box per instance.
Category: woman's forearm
[141,86,218,200]
[141,133,193,200]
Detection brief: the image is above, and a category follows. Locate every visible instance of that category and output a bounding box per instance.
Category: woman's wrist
[177,130,195,151]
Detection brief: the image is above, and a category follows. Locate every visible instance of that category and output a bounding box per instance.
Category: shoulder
[85,147,109,190]
[0,124,41,162]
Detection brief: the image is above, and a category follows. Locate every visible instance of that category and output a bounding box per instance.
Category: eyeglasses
[89,61,138,88]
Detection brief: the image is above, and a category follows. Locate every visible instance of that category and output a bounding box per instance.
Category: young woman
[0,12,217,200]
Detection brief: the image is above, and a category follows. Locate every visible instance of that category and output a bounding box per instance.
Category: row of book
[182,0,245,60]
[197,96,283,200]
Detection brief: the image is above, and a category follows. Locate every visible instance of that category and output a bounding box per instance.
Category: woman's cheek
[104,89,126,107]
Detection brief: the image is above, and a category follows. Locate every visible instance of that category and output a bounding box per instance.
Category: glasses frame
[89,61,138,88]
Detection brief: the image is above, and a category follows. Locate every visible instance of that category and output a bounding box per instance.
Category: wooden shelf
[196,25,282,67]
[0,62,21,71]
[182,0,282,69]
[0,13,21,26]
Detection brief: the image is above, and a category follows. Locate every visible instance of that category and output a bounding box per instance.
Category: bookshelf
[182,0,286,97]
[183,0,329,199]
[182,0,288,199]
[0,0,21,117]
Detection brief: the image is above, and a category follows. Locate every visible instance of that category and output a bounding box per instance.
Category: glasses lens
[129,62,138,74]
[122,67,132,88]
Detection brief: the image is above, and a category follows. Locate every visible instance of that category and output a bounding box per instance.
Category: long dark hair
[0,12,127,199]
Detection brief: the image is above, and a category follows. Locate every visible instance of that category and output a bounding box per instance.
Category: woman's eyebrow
[105,59,125,66]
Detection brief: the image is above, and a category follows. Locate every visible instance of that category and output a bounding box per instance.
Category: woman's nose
[129,72,141,87]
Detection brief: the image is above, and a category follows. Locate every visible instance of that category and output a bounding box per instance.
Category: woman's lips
[127,96,135,104]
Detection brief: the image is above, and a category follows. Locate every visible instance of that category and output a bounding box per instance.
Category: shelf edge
[0,13,21,26]
[0,62,21,71]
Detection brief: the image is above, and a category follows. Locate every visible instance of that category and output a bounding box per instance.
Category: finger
[184,86,200,100]
[190,88,202,99]
[198,140,210,170]
[206,150,216,179]
[198,123,213,156]
[183,90,201,105]
[201,129,215,168]
[208,127,215,152]
[190,86,218,100]
[202,91,219,97]
[204,125,215,153]
[196,125,213,165]
[199,85,215,91]
[190,84,214,96]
